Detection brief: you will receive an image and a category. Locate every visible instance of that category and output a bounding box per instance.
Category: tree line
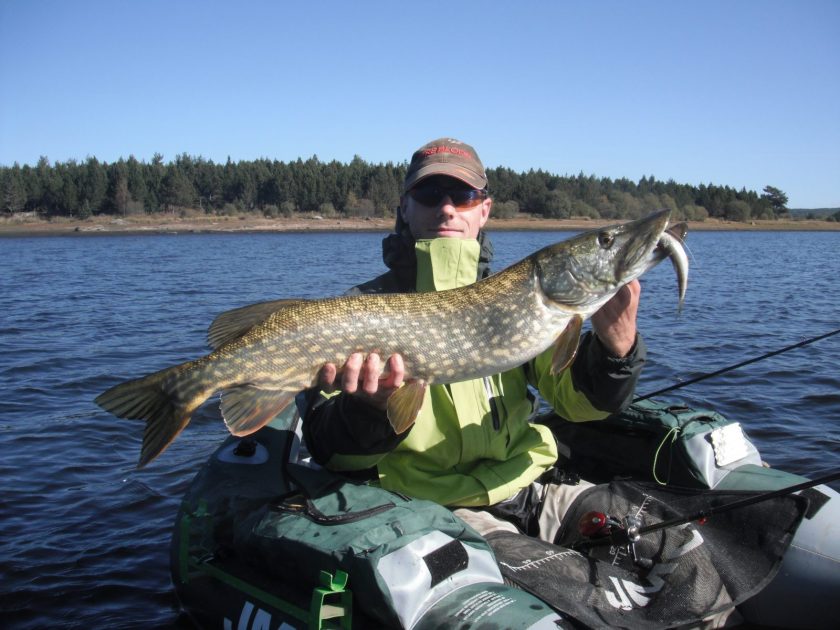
[1,153,795,223]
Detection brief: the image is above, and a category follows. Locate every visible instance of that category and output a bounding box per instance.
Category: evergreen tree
[82,157,107,212]
[519,170,549,214]
[36,156,62,213]
[2,165,27,214]
[367,166,400,216]
[56,162,81,216]
[0,152,808,225]
[761,186,789,217]
[114,174,131,216]
[161,167,196,211]
[343,155,368,203]
[125,156,149,210]
[146,153,166,212]
[486,166,519,202]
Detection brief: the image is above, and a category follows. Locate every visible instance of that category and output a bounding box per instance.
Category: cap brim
[403,164,487,193]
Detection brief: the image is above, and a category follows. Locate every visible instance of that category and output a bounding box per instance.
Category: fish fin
[95,366,196,468]
[550,314,583,375]
[207,299,304,349]
[220,385,296,436]
[386,379,427,434]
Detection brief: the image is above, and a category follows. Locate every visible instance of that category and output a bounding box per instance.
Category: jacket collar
[380,213,494,292]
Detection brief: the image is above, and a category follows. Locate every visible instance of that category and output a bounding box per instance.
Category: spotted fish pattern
[95,210,687,467]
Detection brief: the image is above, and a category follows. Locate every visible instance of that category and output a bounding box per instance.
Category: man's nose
[436,195,458,213]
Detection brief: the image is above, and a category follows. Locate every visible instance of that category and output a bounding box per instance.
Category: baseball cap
[403,138,488,193]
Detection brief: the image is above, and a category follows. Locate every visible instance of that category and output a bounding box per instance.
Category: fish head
[534,209,688,314]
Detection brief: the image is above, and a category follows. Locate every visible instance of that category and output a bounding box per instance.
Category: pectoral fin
[550,314,583,375]
[386,379,427,434]
[220,385,295,436]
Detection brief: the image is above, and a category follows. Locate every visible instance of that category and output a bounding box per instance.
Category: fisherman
[301,138,645,542]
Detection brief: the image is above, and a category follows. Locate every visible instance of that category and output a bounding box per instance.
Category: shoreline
[2,213,839,237]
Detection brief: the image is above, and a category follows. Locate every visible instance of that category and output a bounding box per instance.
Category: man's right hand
[317,352,405,412]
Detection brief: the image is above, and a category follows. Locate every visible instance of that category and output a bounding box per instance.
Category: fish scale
[95,210,688,467]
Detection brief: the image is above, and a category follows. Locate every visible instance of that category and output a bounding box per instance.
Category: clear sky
[1,0,838,209]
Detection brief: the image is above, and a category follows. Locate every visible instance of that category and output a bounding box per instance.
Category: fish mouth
[535,209,689,313]
[612,210,688,310]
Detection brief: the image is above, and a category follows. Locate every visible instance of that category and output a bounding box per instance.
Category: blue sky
[1,1,838,209]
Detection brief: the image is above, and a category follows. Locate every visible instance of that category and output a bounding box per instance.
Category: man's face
[401,176,491,240]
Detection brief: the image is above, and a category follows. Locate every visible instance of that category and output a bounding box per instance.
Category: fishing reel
[575,511,652,568]
[573,470,840,570]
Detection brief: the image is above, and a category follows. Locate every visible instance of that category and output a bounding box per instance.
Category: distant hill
[789,207,840,219]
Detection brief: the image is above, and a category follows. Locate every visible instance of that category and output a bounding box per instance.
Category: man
[301,138,645,542]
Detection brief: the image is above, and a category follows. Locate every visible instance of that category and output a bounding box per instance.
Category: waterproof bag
[542,399,763,488]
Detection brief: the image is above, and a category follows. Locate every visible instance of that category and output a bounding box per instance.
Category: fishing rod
[574,469,840,554]
[634,327,840,402]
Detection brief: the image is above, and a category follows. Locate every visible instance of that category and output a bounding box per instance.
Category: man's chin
[426,229,464,238]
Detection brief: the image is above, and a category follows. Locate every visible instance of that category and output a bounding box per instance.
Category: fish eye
[597,231,615,249]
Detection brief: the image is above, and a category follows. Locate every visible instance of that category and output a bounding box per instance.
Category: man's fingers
[380,354,405,390]
[318,362,338,392]
[324,352,406,408]
[361,353,382,395]
[341,352,364,394]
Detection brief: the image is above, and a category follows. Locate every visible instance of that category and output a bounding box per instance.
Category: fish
[95,209,688,467]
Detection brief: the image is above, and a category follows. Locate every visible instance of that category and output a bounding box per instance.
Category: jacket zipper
[483,376,501,431]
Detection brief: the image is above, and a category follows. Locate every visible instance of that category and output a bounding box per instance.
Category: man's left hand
[590,279,640,358]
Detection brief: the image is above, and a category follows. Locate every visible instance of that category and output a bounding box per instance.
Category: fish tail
[95,363,207,467]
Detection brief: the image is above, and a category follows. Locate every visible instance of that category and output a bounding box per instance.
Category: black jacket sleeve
[300,388,410,469]
[569,331,647,414]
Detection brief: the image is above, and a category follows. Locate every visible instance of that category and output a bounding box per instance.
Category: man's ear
[479,197,492,228]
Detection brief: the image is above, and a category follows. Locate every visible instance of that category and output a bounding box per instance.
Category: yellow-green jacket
[301,233,646,507]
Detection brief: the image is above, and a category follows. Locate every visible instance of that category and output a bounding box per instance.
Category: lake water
[1,228,838,628]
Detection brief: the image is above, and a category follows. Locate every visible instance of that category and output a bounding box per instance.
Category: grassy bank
[2,212,839,237]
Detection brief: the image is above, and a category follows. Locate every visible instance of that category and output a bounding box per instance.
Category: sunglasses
[408,181,488,209]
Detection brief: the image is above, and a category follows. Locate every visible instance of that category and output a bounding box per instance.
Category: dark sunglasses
[408,181,488,209]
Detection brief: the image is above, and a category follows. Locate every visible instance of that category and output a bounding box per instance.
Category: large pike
[96,210,688,466]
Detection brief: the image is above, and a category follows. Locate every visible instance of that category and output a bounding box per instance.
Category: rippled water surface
[2,228,838,628]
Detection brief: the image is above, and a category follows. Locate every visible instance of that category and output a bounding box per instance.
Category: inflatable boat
[170,399,840,629]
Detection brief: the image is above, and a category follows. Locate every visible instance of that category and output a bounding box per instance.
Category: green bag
[174,428,563,629]
[234,464,509,629]
[542,399,763,488]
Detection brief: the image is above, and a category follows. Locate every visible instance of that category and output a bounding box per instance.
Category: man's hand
[590,279,641,358]
[317,352,405,412]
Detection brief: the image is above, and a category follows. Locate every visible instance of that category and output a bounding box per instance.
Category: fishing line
[635,327,840,402]
[637,469,840,536]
